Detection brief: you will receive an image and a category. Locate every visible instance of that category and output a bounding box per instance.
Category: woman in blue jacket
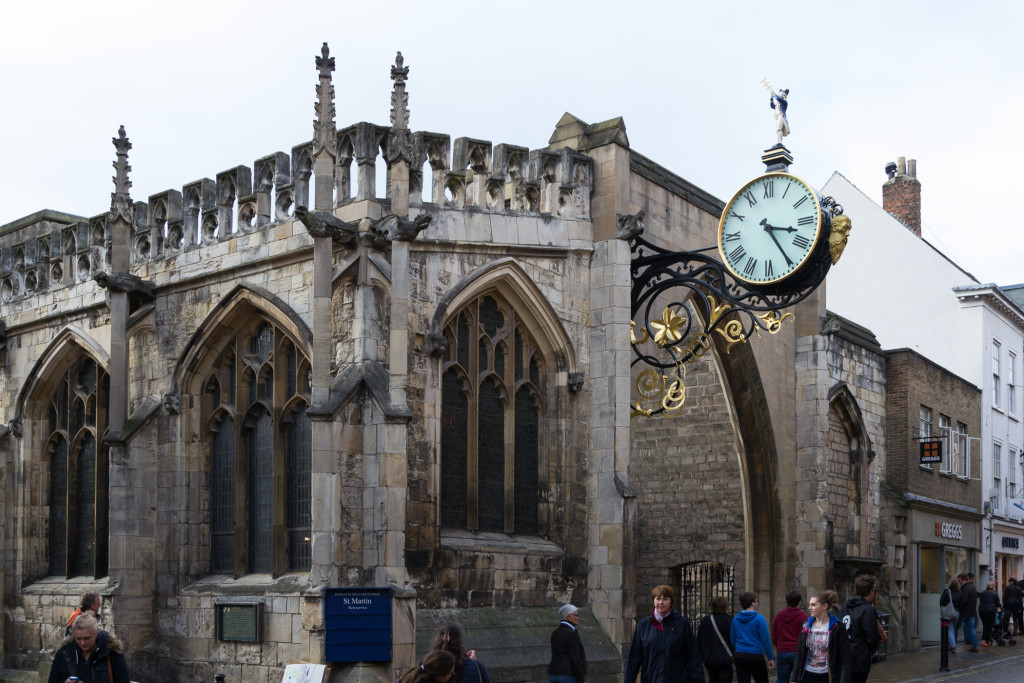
[624,585,704,683]
[790,590,851,683]
[730,591,775,683]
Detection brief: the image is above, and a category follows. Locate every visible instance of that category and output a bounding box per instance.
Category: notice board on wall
[324,587,392,662]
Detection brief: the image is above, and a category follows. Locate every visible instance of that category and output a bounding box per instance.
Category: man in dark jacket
[549,603,587,683]
[625,585,703,683]
[1004,577,1023,642]
[839,575,880,683]
[956,573,979,652]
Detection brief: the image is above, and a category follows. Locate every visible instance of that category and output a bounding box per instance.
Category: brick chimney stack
[882,156,922,236]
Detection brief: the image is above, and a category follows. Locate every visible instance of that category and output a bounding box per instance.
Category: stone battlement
[0,121,593,306]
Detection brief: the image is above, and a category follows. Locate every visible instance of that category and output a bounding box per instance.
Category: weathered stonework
[0,45,897,682]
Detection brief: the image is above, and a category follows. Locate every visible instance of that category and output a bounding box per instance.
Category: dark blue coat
[624,610,703,683]
[47,629,130,683]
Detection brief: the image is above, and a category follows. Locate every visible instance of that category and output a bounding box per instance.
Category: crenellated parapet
[0,46,595,305]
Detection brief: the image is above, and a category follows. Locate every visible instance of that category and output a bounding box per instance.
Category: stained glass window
[203,319,311,575]
[441,293,544,534]
[46,358,108,577]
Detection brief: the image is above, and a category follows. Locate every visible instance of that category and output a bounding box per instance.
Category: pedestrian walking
[549,604,587,683]
[396,650,457,683]
[955,573,979,652]
[697,595,734,683]
[771,590,807,683]
[790,590,851,683]
[430,623,492,683]
[978,581,1004,646]
[730,591,775,683]
[1003,577,1023,644]
[939,579,960,652]
[48,611,130,683]
[839,575,880,683]
[624,584,704,683]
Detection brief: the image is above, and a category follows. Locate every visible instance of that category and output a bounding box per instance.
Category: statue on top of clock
[770,88,790,145]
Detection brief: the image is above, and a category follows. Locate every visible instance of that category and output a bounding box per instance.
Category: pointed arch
[16,325,109,422]
[429,258,578,375]
[16,326,110,580]
[175,283,312,393]
[176,283,313,577]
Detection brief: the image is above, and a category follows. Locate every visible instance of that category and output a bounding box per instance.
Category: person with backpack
[839,575,880,683]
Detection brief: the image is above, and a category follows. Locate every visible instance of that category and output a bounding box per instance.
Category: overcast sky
[3,0,1022,286]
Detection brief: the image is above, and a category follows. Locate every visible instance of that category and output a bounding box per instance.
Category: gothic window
[45,357,109,578]
[441,294,543,534]
[203,320,312,575]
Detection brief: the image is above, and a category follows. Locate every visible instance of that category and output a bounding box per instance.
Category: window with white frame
[955,422,970,478]
[993,340,1002,408]
[993,442,1002,513]
[940,414,952,473]
[1009,351,1018,416]
[1009,444,1018,498]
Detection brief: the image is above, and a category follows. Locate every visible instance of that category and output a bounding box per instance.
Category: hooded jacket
[772,606,809,654]
[625,610,704,683]
[730,609,774,660]
[48,629,130,683]
[790,615,852,683]
[839,596,879,673]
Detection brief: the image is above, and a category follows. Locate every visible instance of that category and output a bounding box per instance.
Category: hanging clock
[717,172,830,287]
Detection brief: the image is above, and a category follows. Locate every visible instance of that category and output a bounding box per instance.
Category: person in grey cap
[549,603,587,683]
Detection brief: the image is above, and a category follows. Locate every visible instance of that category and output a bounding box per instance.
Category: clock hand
[762,219,794,267]
[759,218,796,233]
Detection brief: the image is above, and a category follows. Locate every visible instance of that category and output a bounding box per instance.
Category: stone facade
[0,45,890,682]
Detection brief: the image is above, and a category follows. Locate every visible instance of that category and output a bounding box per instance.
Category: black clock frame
[627,194,843,378]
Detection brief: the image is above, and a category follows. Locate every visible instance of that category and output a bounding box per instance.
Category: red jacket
[772,606,808,653]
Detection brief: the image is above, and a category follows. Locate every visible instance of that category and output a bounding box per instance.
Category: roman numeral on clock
[797,215,815,226]
[728,211,745,221]
[764,260,775,278]
[793,195,809,209]
[729,245,746,262]
[743,191,758,208]
[724,231,741,241]
[792,234,810,250]
[743,257,758,276]
[762,181,774,199]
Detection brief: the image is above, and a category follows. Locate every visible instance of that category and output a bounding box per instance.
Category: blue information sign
[324,587,392,662]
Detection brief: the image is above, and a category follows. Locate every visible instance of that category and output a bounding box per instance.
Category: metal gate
[678,561,735,634]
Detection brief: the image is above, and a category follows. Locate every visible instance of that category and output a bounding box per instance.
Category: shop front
[992,520,1024,590]
[911,507,982,646]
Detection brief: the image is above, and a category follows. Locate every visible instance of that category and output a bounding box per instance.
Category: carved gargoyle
[363,213,432,250]
[94,271,156,299]
[294,206,360,245]
[616,210,645,240]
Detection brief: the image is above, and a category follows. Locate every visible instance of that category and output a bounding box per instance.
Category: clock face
[717,173,823,285]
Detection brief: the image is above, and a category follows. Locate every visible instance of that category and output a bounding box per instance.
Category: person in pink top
[772,590,808,683]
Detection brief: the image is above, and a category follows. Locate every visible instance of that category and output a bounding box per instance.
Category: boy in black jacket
[840,575,880,683]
